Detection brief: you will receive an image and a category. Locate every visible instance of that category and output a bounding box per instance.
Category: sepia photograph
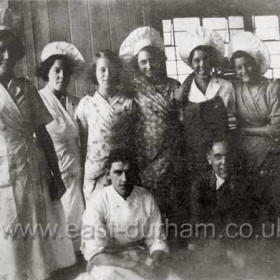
[0,0,280,279]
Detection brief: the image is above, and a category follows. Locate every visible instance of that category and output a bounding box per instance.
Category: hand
[152,250,165,267]
[132,261,156,279]
[228,113,238,130]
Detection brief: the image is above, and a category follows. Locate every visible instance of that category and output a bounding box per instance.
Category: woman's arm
[241,124,280,138]
[35,125,66,199]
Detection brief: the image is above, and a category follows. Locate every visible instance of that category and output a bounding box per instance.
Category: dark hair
[36,54,73,82]
[107,148,137,170]
[0,30,25,61]
[87,49,122,85]
[230,50,258,72]
[189,45,218,68]
[131,45,167,76]
[206,136,230,155]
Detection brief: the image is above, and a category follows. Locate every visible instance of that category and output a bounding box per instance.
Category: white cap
[41,41,85,68]
[228,32,270,75]
[119,26,164,62]
[178,26,225,65]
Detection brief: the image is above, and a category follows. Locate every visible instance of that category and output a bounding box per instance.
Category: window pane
[173,18,200,31]
[225,44,229,58]
[163,32,173,46]
[273,69,280,79]
[254,15,279,28]
[165,47,176,60]
[177,60,192,74]
[174,31,187,46]
[265,42,280,55]
[162,20,172,32]
[169,75,179,81]
[166,61,178,75]
[256,27,280,40]
[270,55,280,68]
[178,75,188,83]
[203,18,227,30]
[228,16,244,28]
[264,69,273,79]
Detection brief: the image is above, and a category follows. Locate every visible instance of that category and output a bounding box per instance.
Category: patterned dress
[133,76,182,217]
[75,91,135,203]
[0,78,76,280]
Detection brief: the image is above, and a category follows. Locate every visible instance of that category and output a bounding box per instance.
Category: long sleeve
[144,195,169,255]
[81,193,109,261]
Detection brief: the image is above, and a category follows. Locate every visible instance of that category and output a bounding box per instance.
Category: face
[137,49,161,80]
[191,49,212,80]
[0,40,16,79]
[109,161,134,199]
[48,59,71,92]
[233,56,257,83]
[96,57,119,89]
[207,141,230,180]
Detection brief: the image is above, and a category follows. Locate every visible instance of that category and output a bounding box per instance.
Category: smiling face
[109,161,134,199]
[233,55,258,83]
[96,57,119,90]
[48,59,71,93]
[137,48,163,81]
[207,141,230,180]
[191,49,212,80]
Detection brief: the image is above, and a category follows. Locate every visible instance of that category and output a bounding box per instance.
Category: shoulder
[166,77,181,88]
[266,79,280,94]
[14,76,37,92]
[215,77,234,88]
[192,171,212,191]
[87,188,108,210]
[134,185,153,196]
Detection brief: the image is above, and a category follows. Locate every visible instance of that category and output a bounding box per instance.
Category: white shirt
[187,77,236,116]
[82,185,168,261]
[215,173,225,190]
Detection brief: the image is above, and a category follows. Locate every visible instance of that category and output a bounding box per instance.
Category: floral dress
[75,91,135,203]
[133,76,182,217]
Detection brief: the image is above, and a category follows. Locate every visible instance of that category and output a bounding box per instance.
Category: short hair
[87,49,122,85]
[0,30,25,61]
[206,136,230,155]
[36,54,73,82]
[230,50,258,72]
[131,45,167,76]
[107,148,138,170]
[189,45,218,68]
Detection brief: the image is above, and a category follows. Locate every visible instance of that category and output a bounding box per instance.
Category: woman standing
[0,9,76,280]
[36,42,85,251]
[176,26,236,179]
[119,27,183,219]
[228,32,280,219]
[75,50,135,204]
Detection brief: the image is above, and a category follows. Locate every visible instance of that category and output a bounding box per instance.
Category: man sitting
[190,137,253,234]
[81,148,180,280]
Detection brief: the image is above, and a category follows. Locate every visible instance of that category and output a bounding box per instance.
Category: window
[163,15,280,81]
[253,15,280,79]
[162,16,244,83]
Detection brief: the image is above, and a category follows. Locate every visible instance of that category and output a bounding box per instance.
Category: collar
[215,173,225,191]
[107,185,136,208]
[188,77,221,103]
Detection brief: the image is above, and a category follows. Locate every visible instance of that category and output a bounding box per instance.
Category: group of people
[1,7,280,280]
